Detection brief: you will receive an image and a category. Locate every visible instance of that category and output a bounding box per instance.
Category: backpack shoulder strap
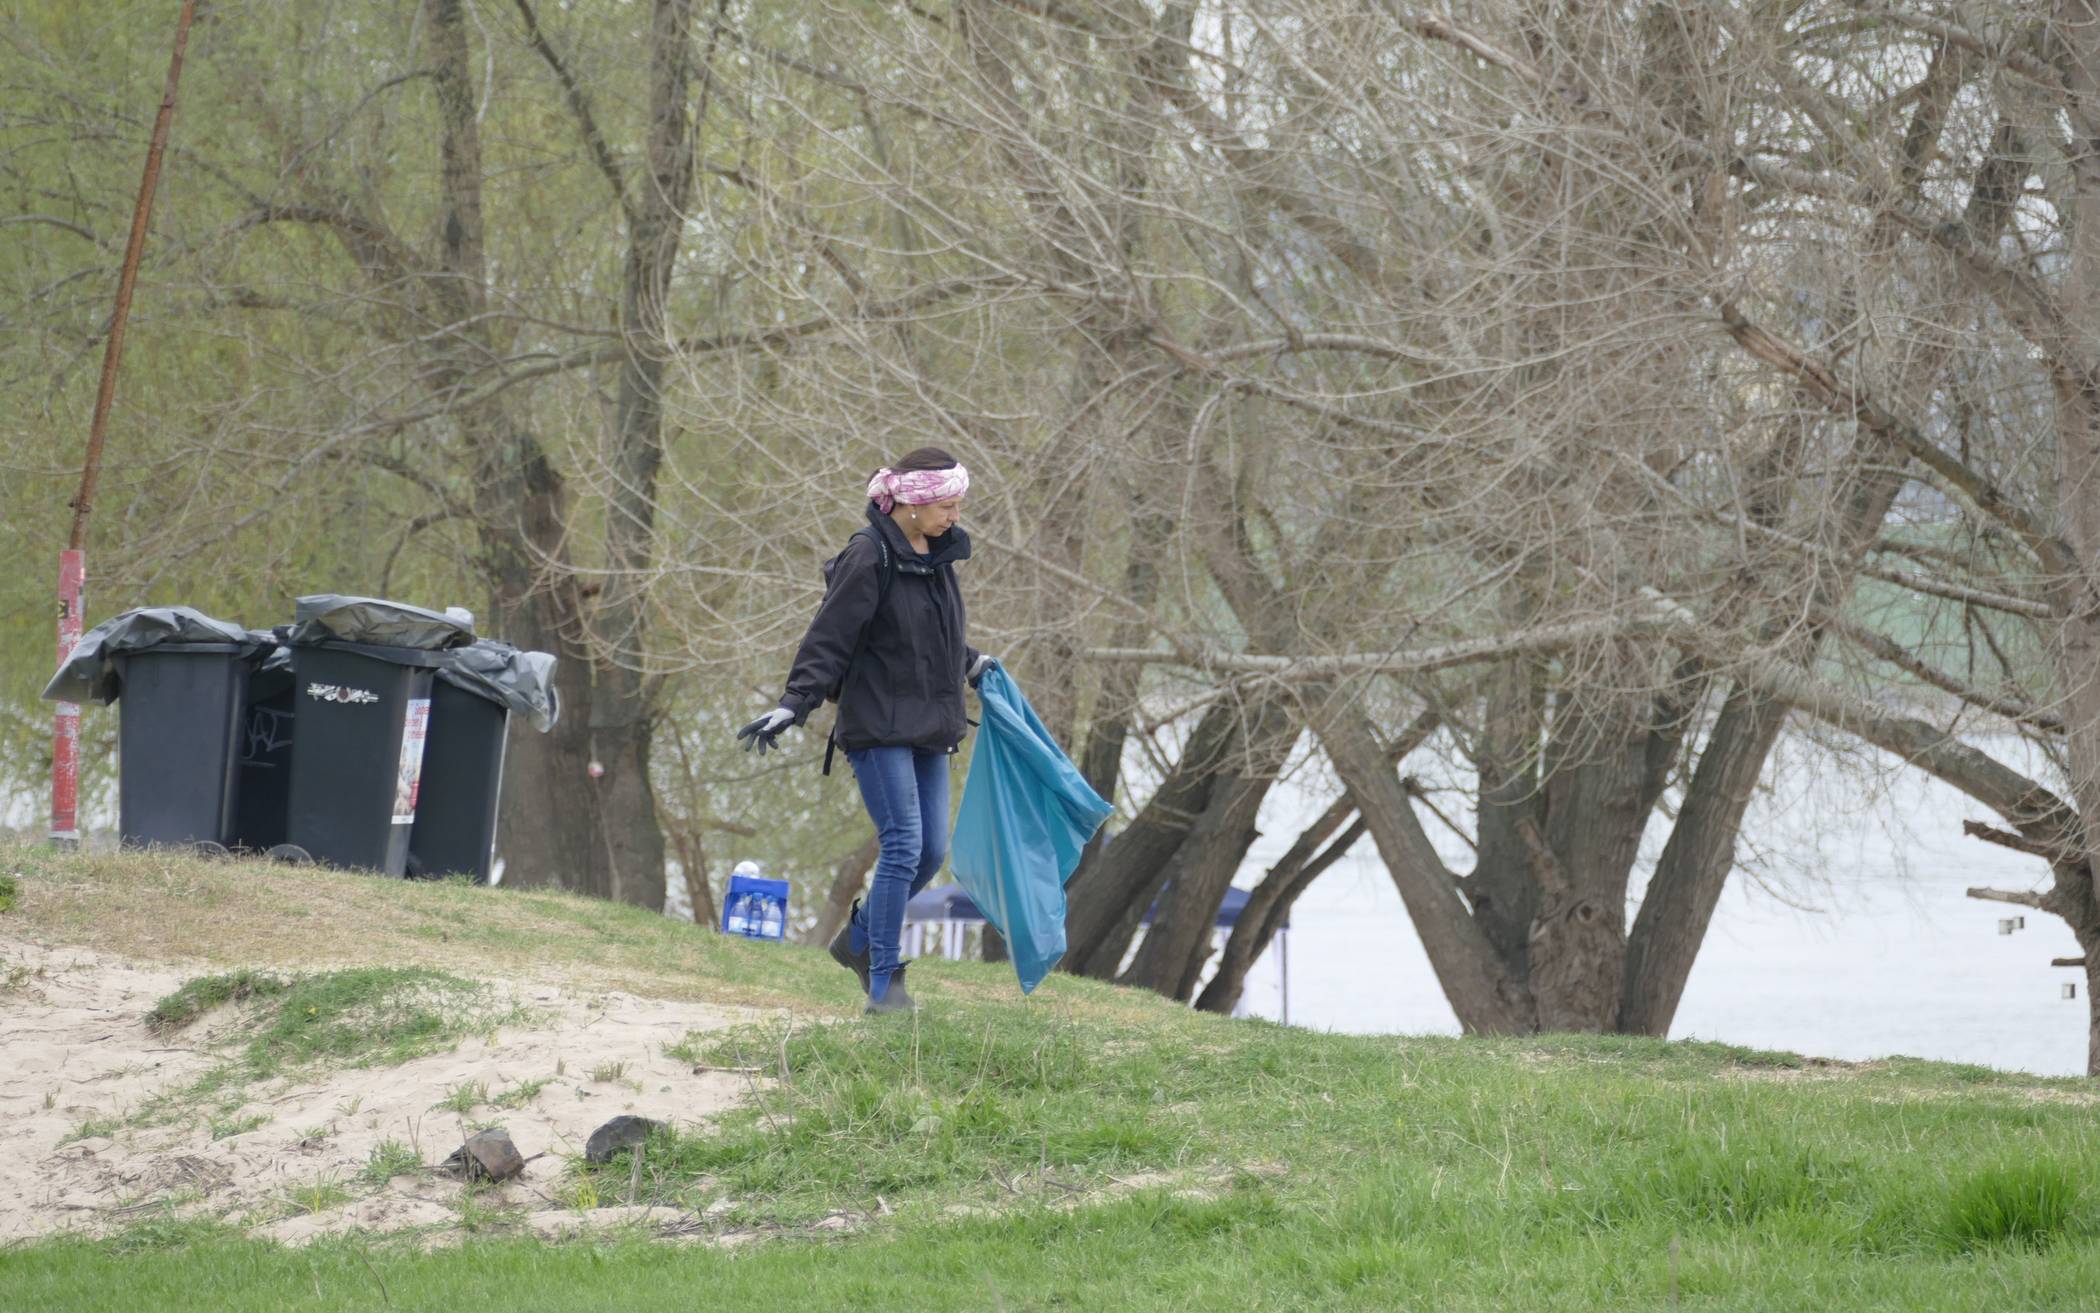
[855,525,895,605]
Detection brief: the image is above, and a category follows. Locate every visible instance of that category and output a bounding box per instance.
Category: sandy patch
[0,933,763,1245]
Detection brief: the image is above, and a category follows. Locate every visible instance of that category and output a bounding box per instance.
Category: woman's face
[903,496,963,538]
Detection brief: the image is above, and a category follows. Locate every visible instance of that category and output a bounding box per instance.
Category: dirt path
[0,933,760,1245]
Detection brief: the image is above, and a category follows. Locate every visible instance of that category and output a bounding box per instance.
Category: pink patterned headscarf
[866,463,969,514]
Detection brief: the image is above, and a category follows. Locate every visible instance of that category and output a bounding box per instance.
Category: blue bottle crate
[721,872,789,940]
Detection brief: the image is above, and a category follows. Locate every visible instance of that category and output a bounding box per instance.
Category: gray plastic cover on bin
[42,607,270,705]
[435,641,560,733]
[286,594,474,651]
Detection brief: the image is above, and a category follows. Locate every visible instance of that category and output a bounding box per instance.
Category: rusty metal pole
[52,0,199,848]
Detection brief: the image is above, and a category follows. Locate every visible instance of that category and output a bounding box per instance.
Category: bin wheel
[191,841,231,860]
[266,844,313,866]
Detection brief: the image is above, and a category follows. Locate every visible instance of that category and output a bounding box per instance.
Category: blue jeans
[846,746,951,1000]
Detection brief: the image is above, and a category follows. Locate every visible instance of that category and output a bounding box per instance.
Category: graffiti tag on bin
[306,682,379,705]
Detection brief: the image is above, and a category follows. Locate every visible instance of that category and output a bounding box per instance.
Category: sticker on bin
[721,864,789,941]
[393,697,430,825]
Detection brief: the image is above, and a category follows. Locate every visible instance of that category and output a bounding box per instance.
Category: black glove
[968,653,999,689]
[736,706,795,754]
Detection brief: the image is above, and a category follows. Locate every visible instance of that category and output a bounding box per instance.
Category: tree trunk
[1468,651,1546,973]
[491,0,701,911]
[1071,838,1183,980]
[1192,810,1369,1012]
[2048,0,2100,1073]
[667,820,715,929]
[1063,698,1244,971]
[809,834,879,948]
[2085,943,2100,1078]
[1512,814,1622,1033]
[1122,693,1298,999]
[1120,763,1274,1000]
[1077,506,1171,803]
[1314,700,1534,1033]
[421,0,614,898]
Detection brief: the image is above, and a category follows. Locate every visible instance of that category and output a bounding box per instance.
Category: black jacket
[780,504,981,754]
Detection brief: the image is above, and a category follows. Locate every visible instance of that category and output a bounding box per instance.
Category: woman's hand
[736,707,795,754]
[968,654,999,688]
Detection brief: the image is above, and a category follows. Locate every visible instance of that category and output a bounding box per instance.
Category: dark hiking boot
[828,901,870,994]
[862,982,916,1016]
[862,963,913,1015]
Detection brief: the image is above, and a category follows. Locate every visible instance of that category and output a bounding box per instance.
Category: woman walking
[737,448,995,1014]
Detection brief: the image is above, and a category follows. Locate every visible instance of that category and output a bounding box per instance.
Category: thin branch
[1834,1,2062,89]
[1962,819,2085,867]
[1,214,102,245]
[1826,610,2062,731]
[1716,301,2073,576]
[1857,557,2055,620]
[233,204,421,287]
[512,0,632,221]
[1394,5,2074,358]
[1697,624,2081,844]
[380,507,467,594]
[1403,776,1476,852]
[1966,886,2052,910]
[1084,603,1684,680]
[330,275,1026,440]
[1203,331,1437,366]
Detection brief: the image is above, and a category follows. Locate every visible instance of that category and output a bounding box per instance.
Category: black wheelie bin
[276,595,474,876]
[406,640,559,883]
[41,607,275,854]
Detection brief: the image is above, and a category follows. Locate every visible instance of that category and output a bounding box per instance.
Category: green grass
[551,1015,2100,1250]
[219,968,511,1078]
[9,1184,2100,1312]
[1939,1161,2083,1252]
[280,1176,350,1217]
[432,1080,489,1114]
[0,870,17,912]
[0,839,856,1012]
[15,1032,2100,1311]
[359,1139,420,1187]
[6,842,2100,1309]
[146,970,289,1033]
[62,1113,123,1144]
[489,1077,551,1110]
[100,965,524,1139]
[662,1031,708,1064]
[160,966,513,1100]
[207,1112,269,1141]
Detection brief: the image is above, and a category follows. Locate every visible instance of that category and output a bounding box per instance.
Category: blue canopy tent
[903,884,1292,1021]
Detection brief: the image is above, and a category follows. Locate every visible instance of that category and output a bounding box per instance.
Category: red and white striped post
[51,551,85,848]
[48,0,197,848]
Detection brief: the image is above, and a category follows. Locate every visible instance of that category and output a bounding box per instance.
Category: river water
[1221,737,2089,1077]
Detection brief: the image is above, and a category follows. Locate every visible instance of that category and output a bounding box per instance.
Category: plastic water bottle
[760,897,783,939]
[726,860,768,937]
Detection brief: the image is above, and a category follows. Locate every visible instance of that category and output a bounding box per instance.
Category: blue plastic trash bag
[951,666,1114,993]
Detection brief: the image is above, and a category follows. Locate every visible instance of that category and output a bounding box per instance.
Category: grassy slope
[4,842,2100,1311]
